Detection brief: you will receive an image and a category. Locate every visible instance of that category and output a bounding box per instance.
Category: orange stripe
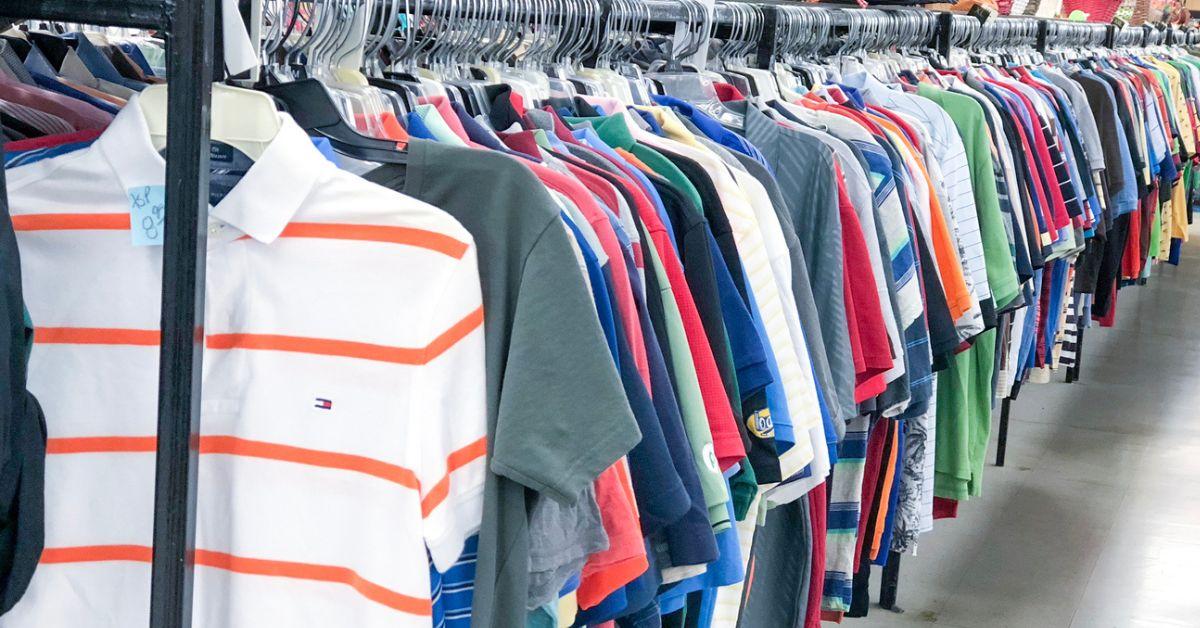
[742,556,757,606]
[195,549,431,615]
[46,436,156,454]
[277,223,469,259]
[46,435,419,490]
[34,327,161,346]
[420,437,488,517]
[12,213,131,231]
[40,544,152,564]
[199,436,418,489]
[206,333,424,364]
[39,545,430,615]
[423,306,485,363]
[11,215,464,258]
[206,306,483,365]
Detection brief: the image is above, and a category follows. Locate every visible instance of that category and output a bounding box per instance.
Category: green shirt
[934,328,997,500]
[642,227,732,531]
[920,85,1012,501]
[918,84,1021,310]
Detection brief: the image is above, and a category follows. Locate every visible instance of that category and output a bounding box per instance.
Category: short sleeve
[490,221,640,504]
[416,243,489,572]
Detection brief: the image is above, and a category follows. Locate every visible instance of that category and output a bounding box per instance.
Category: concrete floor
[853,232,1200,628]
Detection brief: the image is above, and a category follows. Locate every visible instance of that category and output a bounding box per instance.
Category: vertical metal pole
[936,12,953,61]
[995,398,1012,467]
[754,5,777,72]
[149,0,215,626]
[1070,327,1085,383]
[879,551,902,611]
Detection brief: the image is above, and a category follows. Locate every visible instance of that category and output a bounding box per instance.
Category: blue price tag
[128,185,166,246]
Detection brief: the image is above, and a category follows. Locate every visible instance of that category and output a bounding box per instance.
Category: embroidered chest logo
[747,408,774,439]
[314,398,333,410]
[702,443,720,474]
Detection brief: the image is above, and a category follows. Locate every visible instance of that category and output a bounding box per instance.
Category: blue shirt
[657,487,744,612]
[117,42,156,77]
[405,111,437,141]
[651,94,771,172]
[29,72,121,115]
[62,33,146,91]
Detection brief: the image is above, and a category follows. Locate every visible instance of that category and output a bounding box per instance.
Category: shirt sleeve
[489,220,641,505]
[416,242,489,572]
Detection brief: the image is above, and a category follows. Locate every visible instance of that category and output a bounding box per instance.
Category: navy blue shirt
[29,73,120,115]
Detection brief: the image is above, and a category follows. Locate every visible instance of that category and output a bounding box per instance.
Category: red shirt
[835,165,892,402]
[624,167,747,471]
[576,462,648,609]
[5,127,105,152]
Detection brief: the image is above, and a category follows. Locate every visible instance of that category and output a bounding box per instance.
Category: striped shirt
[0,100,74,137]
[1,98,487,627]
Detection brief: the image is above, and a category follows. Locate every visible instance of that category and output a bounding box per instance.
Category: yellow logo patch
[747,407,774,439]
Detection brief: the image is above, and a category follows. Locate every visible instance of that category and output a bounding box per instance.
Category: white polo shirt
[2,98,487,627]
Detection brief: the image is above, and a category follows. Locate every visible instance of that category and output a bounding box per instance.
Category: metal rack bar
[879,551,903,611]
[995,398,1012,467]
[0,1,215,627]
[150,0,215,626]
[0,0,167,29]
[1036,19,1050,52]
[753,3,779,71]
[1072,327,1085,382]
[936,11,953,60]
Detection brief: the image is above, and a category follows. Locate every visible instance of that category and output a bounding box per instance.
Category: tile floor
[850,237,1200,628]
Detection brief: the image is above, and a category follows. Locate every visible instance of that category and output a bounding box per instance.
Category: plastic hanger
[645,0,741,126]
[261,78,408,162]
[140,83,281,159]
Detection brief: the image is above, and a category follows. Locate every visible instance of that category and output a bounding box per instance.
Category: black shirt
[0,162,44,614]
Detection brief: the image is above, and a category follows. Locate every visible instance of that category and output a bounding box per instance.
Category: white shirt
[4,98,486,628]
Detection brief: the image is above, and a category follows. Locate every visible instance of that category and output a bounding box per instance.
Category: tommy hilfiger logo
[314,398,333,410]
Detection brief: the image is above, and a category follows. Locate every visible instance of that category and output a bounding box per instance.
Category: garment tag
[209,141,252,206]
[968,3,996,24]
[128,185,166,246]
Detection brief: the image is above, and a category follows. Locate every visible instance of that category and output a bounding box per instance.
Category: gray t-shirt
[367,139,640,628]
[737,103,858,426]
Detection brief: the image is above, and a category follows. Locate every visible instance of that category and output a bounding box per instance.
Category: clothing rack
[994,15,1172,468]
[880,12,1183,614]
[0,1,216,627]
[0,0,1182,624]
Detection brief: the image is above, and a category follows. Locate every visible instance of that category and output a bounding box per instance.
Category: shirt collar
[96,94,331,244]
[654,94,745,146]
[639,106,705,148]
[841,71,901,108]
[563,112,637,150]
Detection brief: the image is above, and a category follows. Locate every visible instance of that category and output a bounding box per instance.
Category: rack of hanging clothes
[993,16,1117,468]
[991,13,1200,470]
[872,9,1200,618]
[2,1,1200,627]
